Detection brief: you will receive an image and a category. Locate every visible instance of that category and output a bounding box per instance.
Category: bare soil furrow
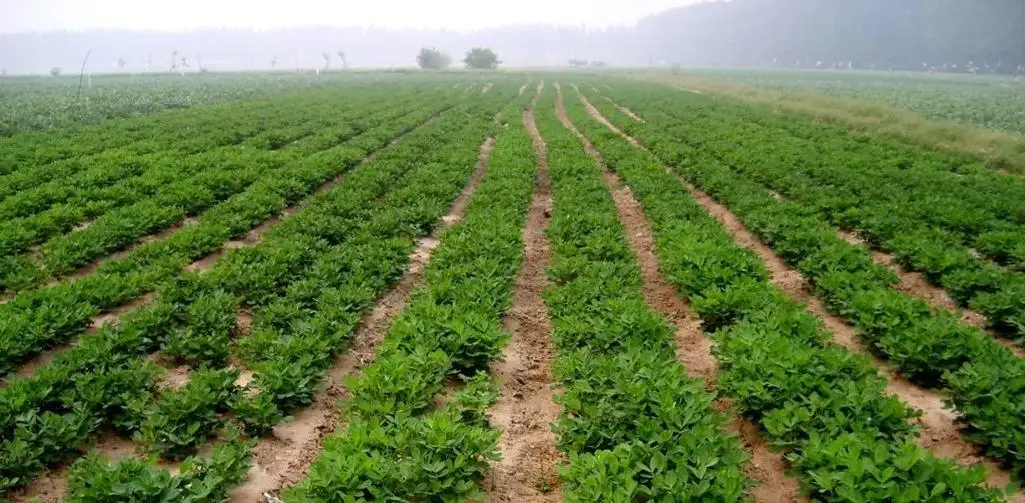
[485,82,563,503]
[188,115,442,275]
[7,293,154,384]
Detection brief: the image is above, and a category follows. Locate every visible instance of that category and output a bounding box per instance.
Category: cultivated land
[643,69,1025,174]
[1,70,1024,502]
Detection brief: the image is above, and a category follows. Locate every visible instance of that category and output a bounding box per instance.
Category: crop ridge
[235,133,497,502]
[836,229,1025,358]
[643,74,1025,176]
[0,111,451,386]
[188,113,445,275]
[485,82,564,503]
[603,97,645,123]
[10,294,155,383]
[572,85,1022,496]
[558,82,803,503]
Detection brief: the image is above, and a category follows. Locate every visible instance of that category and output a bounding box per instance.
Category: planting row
[0,75,442,176]
[562,86,1006,500]
[536,90,751,500]
[588,83,1025,343]
[1,87,516,498]
[289,97,536,501]
[576,85,1025,489]
[0,92,431,292]
[0,89,461,377]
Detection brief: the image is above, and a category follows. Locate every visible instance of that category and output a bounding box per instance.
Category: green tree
[416,47,451,69]
[463,48,500,70]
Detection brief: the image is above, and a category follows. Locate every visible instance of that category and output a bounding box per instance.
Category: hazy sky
[0,0,704,33]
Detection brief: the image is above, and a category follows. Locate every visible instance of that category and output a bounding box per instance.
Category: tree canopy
[416,47,451,70]
[463,48,500,70]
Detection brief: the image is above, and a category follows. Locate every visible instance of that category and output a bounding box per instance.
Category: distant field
[686,68,1025,134]
[0,72,427,136]
[3,71,1025,502]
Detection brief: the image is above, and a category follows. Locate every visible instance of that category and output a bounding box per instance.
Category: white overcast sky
[1,0,706,33]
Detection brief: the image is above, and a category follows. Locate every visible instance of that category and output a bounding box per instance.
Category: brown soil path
[557,83,803,503]
[484,82,564,503]
[229,135,496,503]
[572,87,1023,498]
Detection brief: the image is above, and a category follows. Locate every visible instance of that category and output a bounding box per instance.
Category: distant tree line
[416,47,499,70]
[639,0,1025,73]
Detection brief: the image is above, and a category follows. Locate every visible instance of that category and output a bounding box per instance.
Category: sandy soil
[601,97,646,123]
[484,82,564,503]
[187,115,443,275]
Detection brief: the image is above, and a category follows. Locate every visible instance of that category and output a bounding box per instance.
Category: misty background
[1,0,1023,75]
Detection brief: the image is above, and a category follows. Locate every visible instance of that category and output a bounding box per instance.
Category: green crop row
[536,90,751,500]
[0,90,418,258]
[0,87,361,204]
[561,86,1006,501]
[0,76,429,172]
[0,96,455,378]
[711,71,1025,135]
[0,72,444,139]
[577,84,1025,491]
[586,84,1025,481]
[0,86,332,188]
[1,89,513,496]
[590,83,1025,343]
[289,96,535,502]
[0,96,424,292]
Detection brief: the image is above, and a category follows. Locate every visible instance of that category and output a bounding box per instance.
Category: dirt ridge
[571,88,1022,498]
[484,82,564,503]
[557,83,802,503]
[9,116,477,503]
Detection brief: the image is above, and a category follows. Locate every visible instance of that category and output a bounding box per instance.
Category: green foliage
[579,80,1025,481]
[563,82,1005,499]
[135,368,240,459]
[535,89,751,499]
[289,93,536,500]
[711,70,1025,134]
[288,411,500,502]
[463,48,500,70]
[416,47,452,70]
[0,78,522,498]
[65,425,254,503]
[0,72,382,136]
